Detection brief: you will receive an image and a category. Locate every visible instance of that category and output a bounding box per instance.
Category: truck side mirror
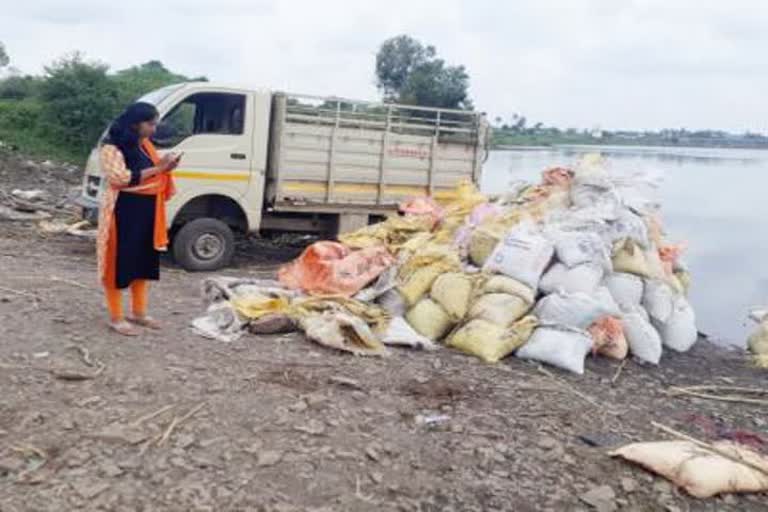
[153,122,177,147]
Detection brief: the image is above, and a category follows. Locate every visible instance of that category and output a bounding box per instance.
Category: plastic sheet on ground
[298,311,388,357]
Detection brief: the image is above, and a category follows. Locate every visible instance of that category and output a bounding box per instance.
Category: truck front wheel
[172,218,235,271]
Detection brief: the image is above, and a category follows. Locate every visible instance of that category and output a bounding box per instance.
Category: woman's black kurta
[113,147,160,289]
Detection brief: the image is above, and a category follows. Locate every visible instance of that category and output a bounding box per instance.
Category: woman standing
[96,102,179,336]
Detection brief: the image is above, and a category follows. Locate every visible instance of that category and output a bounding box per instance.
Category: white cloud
[3,0,768,132]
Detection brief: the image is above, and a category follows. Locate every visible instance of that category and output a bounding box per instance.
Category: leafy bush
[38,53,121,152]
[0,47,205,162]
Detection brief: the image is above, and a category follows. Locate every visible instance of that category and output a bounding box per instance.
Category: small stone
[244,441,265,454]
[170,456,192,469]
[304,393,328,406]
[60,417,77,430]
[191,455,217,468]
[94,423,149,445]
[328,375,363,390]
[653,480,673,494]
[176,434,195,449]
[65,448,92,468]
[256,450,283,467]
[334,449,358,460]
[294,419,326,436]
[365,443,381,462]
[117,456,142,470]
[100,461,124,477]
[579,485,616,512]
[369,471,383,484]
[537,436,558,451]
[288,400,308,413]
[72,480,110,500]
[199,437,225,448]
[620,477,637,493]
[0,456,24,473]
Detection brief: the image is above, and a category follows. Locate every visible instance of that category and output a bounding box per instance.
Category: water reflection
[482,146,768,346]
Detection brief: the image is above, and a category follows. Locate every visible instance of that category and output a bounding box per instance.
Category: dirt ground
[1,151,767,511]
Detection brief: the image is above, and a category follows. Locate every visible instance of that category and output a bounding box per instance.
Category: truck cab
[80,82,271,270]
[79,82,489,271]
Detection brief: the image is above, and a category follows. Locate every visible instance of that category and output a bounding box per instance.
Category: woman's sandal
[128,316,162,330]
[109,320,141,336]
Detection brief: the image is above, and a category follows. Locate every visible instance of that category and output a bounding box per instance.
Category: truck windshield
[137,83,185,106]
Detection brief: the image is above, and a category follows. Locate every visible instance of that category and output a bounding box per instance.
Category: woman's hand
[159,153,181,172]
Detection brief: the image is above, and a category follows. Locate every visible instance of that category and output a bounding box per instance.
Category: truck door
[153,91,253,201]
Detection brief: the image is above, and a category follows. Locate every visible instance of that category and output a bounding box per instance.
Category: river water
[482,145,768,346]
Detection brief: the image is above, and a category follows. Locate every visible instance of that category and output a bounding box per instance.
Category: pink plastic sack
[399,196,444,227]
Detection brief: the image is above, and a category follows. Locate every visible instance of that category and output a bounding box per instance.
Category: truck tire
[172,218,235,271]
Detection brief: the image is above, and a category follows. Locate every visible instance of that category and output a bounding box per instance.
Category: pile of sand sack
[193,155,697,374]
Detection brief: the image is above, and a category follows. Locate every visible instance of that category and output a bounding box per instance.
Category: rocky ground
[1,149,767,511]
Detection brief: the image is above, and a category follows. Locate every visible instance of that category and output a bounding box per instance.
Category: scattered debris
[94,423,151,445]
[155,402,206,447]
[50,345,106,381]
[328,375,364,391]
[39,219,96,239]
[414,414,451,428]
[668,385,768,406]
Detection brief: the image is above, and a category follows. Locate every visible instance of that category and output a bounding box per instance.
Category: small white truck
[78,82,489,270]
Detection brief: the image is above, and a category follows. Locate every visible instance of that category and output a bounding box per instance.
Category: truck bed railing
[281,93,485,145]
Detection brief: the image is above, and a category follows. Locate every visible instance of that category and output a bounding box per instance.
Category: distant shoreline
[491,131,768,151]
[493,142,768,152]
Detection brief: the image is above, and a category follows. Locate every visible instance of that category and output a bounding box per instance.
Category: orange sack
[278,241,395,297]
[588,316,628,360]
[541,166,574,187]
[659,243,686,277]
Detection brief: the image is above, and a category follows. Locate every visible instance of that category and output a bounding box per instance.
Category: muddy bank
[1,222,766,511]
[1,151,766,510]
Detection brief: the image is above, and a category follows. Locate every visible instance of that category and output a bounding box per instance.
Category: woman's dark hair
[103,102,159,152]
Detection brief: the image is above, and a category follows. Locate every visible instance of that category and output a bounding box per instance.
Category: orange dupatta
[98,139,176,287]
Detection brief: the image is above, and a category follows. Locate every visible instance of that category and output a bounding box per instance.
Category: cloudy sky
[3,0,768,132]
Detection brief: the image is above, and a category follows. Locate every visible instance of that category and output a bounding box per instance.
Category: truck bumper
[75,195,99,224]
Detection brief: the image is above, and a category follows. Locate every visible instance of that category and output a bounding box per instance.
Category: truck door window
[154,92,246,147]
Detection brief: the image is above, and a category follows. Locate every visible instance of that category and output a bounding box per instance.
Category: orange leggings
[104,280,149,322]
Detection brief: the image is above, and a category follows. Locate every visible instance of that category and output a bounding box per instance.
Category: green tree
[375,35,472,110]
[0,42,9,68]
[0,74,42,100]
[113,60,206,107]
[39,53,120,153]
